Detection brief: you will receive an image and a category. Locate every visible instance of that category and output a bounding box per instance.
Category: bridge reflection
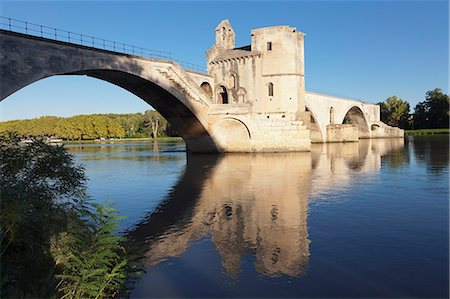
[126,138,405,278]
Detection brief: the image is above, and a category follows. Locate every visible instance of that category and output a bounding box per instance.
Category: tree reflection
[412,136,449,175]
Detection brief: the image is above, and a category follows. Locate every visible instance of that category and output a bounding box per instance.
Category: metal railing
[0,16,206,73]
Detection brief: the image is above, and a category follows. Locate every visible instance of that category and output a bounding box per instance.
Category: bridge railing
[0,16,206,73]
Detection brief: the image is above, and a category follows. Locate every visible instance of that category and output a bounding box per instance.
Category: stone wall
[326,124,359,142]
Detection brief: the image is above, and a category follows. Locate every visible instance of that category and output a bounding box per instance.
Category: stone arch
[305,106,324,143]
[6,69,218,152]
[370,123,384,138]
[0,31,218,152]
[237,87,247,103]
[342,106,370,138]
[200,82,213,99]
[210,118,251,152]
[229,73,237,89]
[371,124,380,131]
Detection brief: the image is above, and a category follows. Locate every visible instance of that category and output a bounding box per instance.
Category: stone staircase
[157,64,210,107]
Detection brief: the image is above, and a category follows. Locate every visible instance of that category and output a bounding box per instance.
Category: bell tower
[214,19,235,50]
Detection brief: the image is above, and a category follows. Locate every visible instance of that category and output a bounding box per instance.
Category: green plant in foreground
[51,203,128,299]
[0,133,138,298]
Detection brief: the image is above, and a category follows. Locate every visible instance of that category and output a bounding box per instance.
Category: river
[66,136,449,298]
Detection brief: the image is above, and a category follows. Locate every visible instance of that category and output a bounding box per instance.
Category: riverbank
[405,129,449,136]
[62,136,183,144]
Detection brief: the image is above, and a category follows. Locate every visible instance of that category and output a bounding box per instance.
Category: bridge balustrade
[0,16,206,73]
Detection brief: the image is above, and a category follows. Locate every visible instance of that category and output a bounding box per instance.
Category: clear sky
[0,0,448,121]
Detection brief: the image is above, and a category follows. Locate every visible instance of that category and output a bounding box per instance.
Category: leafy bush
[51,203,128,298]
[0,133,135,298]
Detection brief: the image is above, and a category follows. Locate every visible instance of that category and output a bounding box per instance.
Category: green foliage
[0,134,87,297]
[377,96,410,129]
[413,88,449,129]
[51,203,128,299]
[142,110,168,138]
[0,135,136,298]
[0,110,177,140]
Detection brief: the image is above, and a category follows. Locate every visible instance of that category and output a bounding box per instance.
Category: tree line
[378,88,449,130]
[0,110,175,140]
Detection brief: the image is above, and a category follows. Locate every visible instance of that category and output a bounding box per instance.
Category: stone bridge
[0,19,403,153]
[0,30,222,152]
[305,92,403,143]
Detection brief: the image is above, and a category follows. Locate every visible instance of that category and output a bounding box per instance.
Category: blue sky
[0,0,448,121]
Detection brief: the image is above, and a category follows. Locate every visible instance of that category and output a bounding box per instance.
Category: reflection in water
[411,135,449,175]
[199,153,311,277]
[127,139,407,279]
[67,141,184,162]
[309,139,404,199]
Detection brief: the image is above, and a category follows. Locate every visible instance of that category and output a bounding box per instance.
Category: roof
[215,19,233,31]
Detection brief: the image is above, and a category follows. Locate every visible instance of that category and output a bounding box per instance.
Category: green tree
[377,96,410,129]
[0,111,171,140]
[413,88,449,129]
[143,110,168,138]
[0,134,135,297]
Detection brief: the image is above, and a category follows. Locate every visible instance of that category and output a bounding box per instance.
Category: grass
[405,128,449,136]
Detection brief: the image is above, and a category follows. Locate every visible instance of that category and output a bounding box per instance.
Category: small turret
[215,19,235,50]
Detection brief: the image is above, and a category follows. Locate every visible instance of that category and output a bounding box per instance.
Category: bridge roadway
[0,30,403,153]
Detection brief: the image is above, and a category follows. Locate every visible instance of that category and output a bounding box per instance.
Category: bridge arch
[341,106,370,138]
[210,118,251,152]
[0,31,218,152]
[305,106,324,143]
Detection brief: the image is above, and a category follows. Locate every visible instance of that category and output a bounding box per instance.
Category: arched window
[218,85,228,104]
[200,82,213,99]
[268,82,274,97]
[330,107,334,124]
[230,74,237,88]
[221,27,226,41]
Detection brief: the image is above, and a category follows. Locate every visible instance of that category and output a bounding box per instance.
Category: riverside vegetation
[377,88,449,132]
[0,133,141,298]
[0,110,174,141]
